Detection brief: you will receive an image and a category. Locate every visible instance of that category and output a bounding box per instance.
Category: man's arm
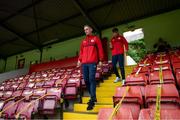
[77,41,83,67]
[96,37,104,62]
[122,36,128,52]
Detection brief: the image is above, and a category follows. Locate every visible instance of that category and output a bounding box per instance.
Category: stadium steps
[63,65,134,120]
[63,112,97,120]
[73,104,113,113]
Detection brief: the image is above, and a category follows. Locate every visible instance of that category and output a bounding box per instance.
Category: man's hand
[109,42,113,49]
[77,61,81,67]
[99,61,103,67]
[124,49,127,53]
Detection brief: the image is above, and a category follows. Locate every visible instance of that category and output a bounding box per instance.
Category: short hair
[112,27,119,32]
[84,24,92,29]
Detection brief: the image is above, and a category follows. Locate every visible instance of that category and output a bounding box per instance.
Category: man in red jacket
[110,28,128,85]
[77,25,104,110]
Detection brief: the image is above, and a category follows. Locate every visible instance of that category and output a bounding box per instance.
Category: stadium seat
[149,70,175,84]
[145,84,179,109]
[98,108,133,120]
[113,86,143,119]
[138,109,180,120]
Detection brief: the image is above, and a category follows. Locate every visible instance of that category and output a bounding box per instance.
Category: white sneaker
[122,79,125,85]
[114,77,120,83]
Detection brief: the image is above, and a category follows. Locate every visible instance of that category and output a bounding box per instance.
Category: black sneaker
[87,101,95,110]
[87,99,97,104]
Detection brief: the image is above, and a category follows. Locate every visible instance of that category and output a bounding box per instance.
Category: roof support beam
[0,23,40,48]
[0,0,115,46]
[71,0,100,32]
[32,0,41,45]
[0,0,45,23]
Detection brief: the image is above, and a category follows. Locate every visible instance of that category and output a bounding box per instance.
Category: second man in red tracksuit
[77,25,104,110]
[110,28,128,85]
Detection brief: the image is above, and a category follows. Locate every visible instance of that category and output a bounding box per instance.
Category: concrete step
[63,112,97,120]
[82,97,113,104]
[74,104,113,113]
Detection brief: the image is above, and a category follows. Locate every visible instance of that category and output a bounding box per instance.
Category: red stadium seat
[22,89,33,100]
[25,82,35,89]
[113,86,143,105]
[43,79,55,88]
[132,66,150,74]
[125,73,148,96]
[151,63,171,71]
[125,73,148,85]
[176,69,180,88]
[138,109,180,120]
[113,86,143,119]
[64,83,78,99]
[14,100,34,119]
[170,54,180,64]
[145,84,179,109]
[12,90,23,98]
[172,62,180,74]
[1,99,20,119]
[149,70,175,84]
[35,81,45,88]
[98,108,133,120]
[2,91,13,100]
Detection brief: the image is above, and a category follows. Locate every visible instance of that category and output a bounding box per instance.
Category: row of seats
[0,62,112,119]
[98,50,180,120]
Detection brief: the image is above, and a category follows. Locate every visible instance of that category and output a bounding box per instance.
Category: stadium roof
[0,0,179,58]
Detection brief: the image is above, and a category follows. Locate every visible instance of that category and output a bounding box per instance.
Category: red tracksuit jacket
[78,35,104,64]
[110,35,128,56]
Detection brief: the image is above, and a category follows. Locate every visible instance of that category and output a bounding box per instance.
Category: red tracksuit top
[110,35,128,56]
[78,35,104,64]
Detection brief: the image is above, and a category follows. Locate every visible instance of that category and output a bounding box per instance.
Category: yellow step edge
[82,97,113,104]
[74,104,113,113]
[96,94,114,97]
[102,81,116,83]
[100,83,120,86]
[96,87,116,91]
[96,88,115,92]
[100,82,120,86]
[96,92,114,97]
[63,112,97,120]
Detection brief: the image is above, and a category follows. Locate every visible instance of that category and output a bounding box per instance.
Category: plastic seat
[64,83,78,99]
[151,63,171,71]
[22,89,34,100]
[132,66,150,74]
[1,99,19,119]
[2,91,13,100]
[43,79,55,88]
[35,81,45,88]
[145,84,179,108]
[98,108,133,120]
[25,82,35,89]
[14,100,34,119]
[176,69,180,88]
[172,62,180,74]
[113,86,143,119]
[170,54,180,64]
[113,86,143,106]
[125,73,148,85]
[138,109,180,120]
[12,90,23,98]
[149,70,175,84]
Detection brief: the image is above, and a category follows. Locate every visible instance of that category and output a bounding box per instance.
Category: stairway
[63,65,135,120]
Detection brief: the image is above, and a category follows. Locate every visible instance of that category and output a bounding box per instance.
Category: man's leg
[112,55,120,82]
[87,63,97,110]
[118,54,125,84]
[82,64,90,95]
